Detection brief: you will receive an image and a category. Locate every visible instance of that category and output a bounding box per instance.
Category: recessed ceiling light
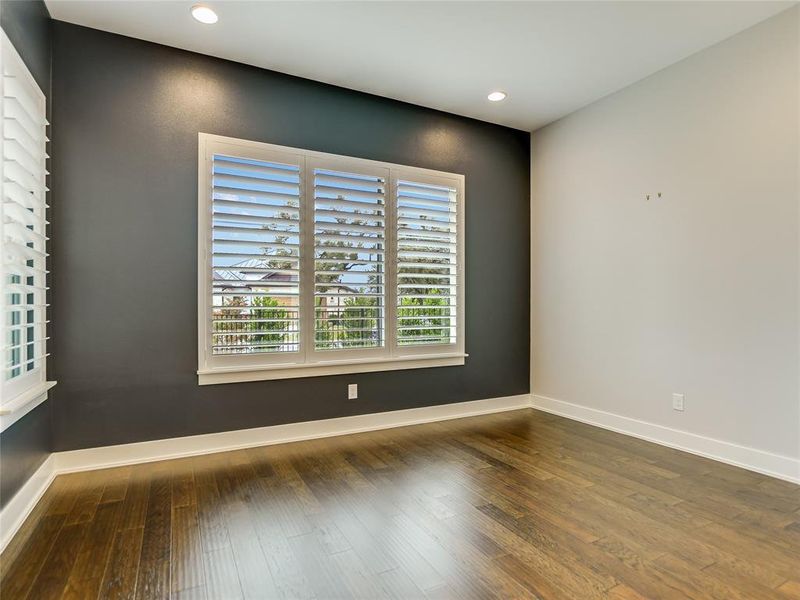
[191,4,218,24]
[487,91,507,102]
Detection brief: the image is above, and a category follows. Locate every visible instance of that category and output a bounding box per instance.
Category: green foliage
[213,295,292,352]
[315,296,380,348]
[250,295,290,346]
[396,250,453,344]
[397,295,450,343]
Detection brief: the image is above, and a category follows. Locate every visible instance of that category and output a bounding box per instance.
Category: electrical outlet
[672,393,685,412]
[348,384,358,400]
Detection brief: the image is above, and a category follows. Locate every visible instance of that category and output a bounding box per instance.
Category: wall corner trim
[0,393,530,552]
[530,394,800,484]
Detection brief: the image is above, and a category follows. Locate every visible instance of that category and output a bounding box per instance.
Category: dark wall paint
[1,0,50,90]
[51,22,530,451]
[0,402,51,507]
[0,0,52,508]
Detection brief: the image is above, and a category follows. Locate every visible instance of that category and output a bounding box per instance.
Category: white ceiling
[45,1,794,131]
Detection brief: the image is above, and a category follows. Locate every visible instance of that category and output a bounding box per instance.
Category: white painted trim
[54,394,529,473]
[198,353,467,385]
[0,381,57,432]
[530,394,800,484]
[0,454,55,553]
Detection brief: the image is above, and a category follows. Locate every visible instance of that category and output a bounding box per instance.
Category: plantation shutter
[1,33,50,402]
[198,134,465,384]
[312,166,387,350]
[396,179,458,346]
[210,154,301,355]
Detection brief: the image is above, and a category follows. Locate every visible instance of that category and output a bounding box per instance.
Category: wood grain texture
[2,409,798,599]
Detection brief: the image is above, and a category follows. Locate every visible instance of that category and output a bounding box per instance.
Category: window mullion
[300,156,315,363]
[199,145,212,372]
[386,170,398,356]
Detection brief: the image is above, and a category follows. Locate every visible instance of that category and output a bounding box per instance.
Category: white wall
[531,8,799,469]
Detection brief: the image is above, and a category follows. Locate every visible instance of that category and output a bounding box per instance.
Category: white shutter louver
[1,34,50,398]
[313,167,386,350]
[396,179,458,346]
[210,154,301,355]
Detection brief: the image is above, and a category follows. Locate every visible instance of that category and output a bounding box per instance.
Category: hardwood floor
[1,409,799,599]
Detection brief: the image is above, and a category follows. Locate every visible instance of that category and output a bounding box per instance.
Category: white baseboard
[1,394,530,552]
[531,394,800,485]
[0,454,55,553]
[4,391,796,554]
[54,394,530,474]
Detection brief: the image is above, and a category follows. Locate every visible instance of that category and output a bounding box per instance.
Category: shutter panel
[1,38,49,388]
[313,167,386,350]
[396,180,458,346]
[210,155,301,355]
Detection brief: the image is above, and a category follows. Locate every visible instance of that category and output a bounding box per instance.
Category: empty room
[0,0,798,598]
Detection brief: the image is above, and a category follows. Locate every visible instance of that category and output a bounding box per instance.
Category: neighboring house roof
[318,283,359,294]
[214,258,296,290]
[216,258,359,295]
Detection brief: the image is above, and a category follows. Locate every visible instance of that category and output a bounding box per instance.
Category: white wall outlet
[672,393,685,412]
[348,383,358,400]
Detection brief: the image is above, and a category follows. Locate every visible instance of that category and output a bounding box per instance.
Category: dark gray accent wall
[1,0,50,90]
[0,0,52,508]
[0,402,51,507]
[51,22,530,452]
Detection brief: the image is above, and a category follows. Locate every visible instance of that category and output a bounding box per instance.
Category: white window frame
[0,30,56,431]
[197,133,465,385]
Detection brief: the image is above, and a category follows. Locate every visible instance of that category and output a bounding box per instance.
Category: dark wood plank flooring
[1,409,799,599]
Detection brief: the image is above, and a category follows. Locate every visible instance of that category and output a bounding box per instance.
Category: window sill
[198,353,467,385]
[0,381,57,433]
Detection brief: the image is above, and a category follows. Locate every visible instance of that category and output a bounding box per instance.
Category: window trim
[197,133,465,385]
[0,29,55,430]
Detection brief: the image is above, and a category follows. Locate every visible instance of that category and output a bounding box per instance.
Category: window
[396,177,458,347]
[312,164,387,353]
[198,134,465,384]
[209,153,301,357]
[0,31,55,428]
